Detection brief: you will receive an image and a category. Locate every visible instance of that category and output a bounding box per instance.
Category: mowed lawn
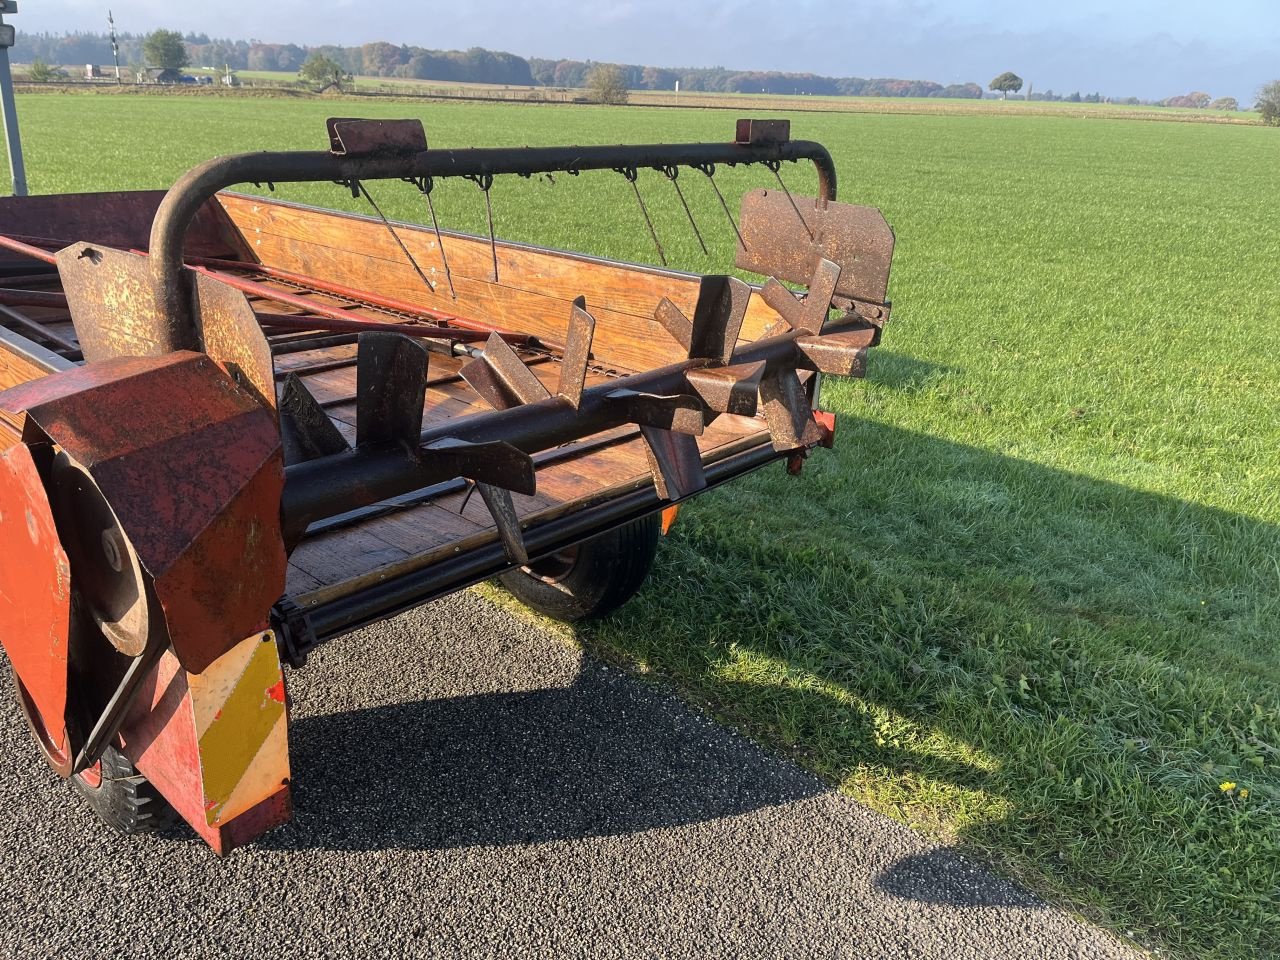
[5,96,1279,958]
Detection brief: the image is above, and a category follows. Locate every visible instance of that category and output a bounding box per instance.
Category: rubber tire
[72,744,176,835]
[499,514,662,622]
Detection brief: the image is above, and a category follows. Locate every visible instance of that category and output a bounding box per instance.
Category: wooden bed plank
[217,195,788,372]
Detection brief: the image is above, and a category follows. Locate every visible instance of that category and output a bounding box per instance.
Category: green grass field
[4,95,1278,958]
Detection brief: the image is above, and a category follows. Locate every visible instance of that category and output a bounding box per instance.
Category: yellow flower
[1220,781,1237,792]
[1239,789,1249,799]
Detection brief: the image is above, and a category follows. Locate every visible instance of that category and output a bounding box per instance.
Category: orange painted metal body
[0,443,73,773]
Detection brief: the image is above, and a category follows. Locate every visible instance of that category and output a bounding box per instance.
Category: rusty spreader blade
[685,360,766,417]
[795,328,877,377]
[461,332,552,410]
[735,189,895,308]
[557,297,596,409]
[640,426,707,501]
[356,332,429,449]
[760,258,842,336]
[606,388,705,436]
[422,437,537,497]
[279,374,351,465]
[654,275,751,364]
[760,367,825,451]
[477,483,529,565]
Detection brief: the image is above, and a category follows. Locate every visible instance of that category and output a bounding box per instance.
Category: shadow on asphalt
[261,670,823,852]
[875,849,1042,908]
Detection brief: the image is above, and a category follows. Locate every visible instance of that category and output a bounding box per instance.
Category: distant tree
[27,59,57,82]
[299,53,344,89]
[143,29,189,72]
[586,64,629,104]
[1065,91,1082,103]
[1256,81,1280,125]
[1210,97,1238,111]
[1187,91,1212,108]
[989,71,1023,99]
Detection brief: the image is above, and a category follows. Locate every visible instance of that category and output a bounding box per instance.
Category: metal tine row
[279,255,875,562]
[278,330,538,560]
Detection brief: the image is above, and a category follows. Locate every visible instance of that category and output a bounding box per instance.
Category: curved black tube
[147,138,837,351]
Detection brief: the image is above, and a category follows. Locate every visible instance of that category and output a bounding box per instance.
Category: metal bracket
[273,596,317,669]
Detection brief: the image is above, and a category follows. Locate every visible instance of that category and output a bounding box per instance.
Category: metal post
[0,6,28,197]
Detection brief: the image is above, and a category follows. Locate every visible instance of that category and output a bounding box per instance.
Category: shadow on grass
[580,418,1278,959]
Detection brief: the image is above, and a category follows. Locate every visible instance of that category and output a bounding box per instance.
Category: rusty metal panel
[3,352,287,675]
[760,367,825,451]
[796,329,875,377]
[760,258,842,336]
[0,191,250,263]
[355,333,429,449]
[556,298,596,408]
[736,189,895,306]
[0,441,72,774]
[327,118,427,156]
[686,360,766,417]
[734,119,791,145]
[192,272,277,413]
[56,244,197,361]
[640,426,707,501]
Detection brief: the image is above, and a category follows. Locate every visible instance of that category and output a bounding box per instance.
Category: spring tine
[356,332,430,449]
[355,180,437,294]
[697,163,748,253]
[620,168,667,267]
[483,182,499,282]
[663,165,708,255]
[766,161,814,241]
[279,373,351,464]
[460,331,552,410]
[760,258,843,335]
[420,180,457,300]
[424,437,537,496]
[640,426,707,501]
[760,366,825,451]
[557,296,596,408]
[477,482,529,564]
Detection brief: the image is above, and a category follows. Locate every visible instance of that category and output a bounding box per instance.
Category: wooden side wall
[217,194,785,373]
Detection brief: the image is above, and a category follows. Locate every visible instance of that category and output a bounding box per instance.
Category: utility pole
[0,0,28,196]
[108,9,121,83]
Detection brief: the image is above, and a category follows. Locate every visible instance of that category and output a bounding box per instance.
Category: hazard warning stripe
[186,631,290,826]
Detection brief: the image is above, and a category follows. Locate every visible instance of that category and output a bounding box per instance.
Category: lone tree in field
[1210,97,1239,111]
[27,59,56,83]
[1257,80,1280,125]
[989,71,1023,99]
[299,54,345,91]
[143,29,189,77]
[586,65,629,104]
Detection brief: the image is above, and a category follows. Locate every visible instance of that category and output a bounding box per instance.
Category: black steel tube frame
[148,138,838,352]
[300,440,780,645]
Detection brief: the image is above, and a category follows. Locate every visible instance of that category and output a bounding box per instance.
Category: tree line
[13,30,984,98]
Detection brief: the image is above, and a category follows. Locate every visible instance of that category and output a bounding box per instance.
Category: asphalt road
[0,591,1143,959]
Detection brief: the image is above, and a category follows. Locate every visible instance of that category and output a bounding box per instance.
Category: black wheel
[499,514,662,622]
[72,744,176,835]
